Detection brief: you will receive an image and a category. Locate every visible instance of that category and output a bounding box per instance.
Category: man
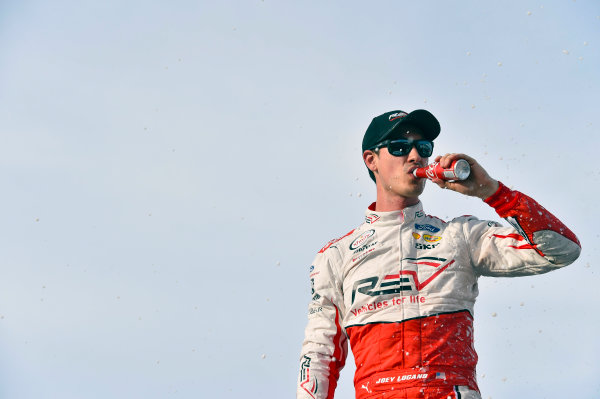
[297,109,581,399]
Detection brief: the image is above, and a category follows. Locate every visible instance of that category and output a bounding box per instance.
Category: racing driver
[296,109,581,399]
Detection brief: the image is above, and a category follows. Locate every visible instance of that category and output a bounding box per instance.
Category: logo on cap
[389,112,408,122]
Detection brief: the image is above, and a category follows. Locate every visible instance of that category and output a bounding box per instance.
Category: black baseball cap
[361,109,441,153]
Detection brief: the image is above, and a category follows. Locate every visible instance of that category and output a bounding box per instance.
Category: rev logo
[351,275,413,304]
[351,257,455,303]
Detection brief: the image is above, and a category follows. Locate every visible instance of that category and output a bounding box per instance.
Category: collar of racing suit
[364,201,424,226]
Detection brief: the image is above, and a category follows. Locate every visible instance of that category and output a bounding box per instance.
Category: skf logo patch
[349,229,375,250]
[389,111,408,121]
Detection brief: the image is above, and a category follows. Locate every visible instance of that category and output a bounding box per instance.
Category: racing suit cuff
[483,181,517,216]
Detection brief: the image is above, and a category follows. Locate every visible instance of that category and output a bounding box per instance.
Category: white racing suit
[297,182,581,399]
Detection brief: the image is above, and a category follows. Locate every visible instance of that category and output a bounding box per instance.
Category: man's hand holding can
[425,153,499,199]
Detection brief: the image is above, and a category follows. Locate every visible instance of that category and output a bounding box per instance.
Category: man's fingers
[437,153,475,168]
[431,177,447,189]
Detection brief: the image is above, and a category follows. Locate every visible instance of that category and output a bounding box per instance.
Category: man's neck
[374,190,420,212]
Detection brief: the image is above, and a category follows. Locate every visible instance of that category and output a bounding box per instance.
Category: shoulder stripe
[318,229,356,254]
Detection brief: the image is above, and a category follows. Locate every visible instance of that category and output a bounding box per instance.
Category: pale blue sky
[1,1,599,398]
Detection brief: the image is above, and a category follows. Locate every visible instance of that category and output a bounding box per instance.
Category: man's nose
[407,145,425,164]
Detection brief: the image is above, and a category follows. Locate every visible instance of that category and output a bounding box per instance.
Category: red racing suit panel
[297,183,581,399]
[483,182,580,265]
[347,310,479,397]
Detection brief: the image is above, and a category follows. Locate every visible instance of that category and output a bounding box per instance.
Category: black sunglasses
[372,138,434,158]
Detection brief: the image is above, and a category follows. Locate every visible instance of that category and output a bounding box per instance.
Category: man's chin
[402,183,426,198]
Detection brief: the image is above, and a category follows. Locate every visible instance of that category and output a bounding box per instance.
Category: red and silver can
[413,159,471,181]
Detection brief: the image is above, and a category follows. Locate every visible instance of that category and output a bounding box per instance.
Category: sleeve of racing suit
[464,181,581,276]
[297,246,348,399]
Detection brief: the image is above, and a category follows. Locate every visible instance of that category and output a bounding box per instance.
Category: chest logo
[415,223,440,233]
[349,229,375,250]
[423,234,442,243]
[365,214,380,224]
[351,257,454,303]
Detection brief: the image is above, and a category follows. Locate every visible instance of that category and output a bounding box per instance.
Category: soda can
[413,159,471,181]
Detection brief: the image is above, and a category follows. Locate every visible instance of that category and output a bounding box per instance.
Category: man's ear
[363,150,378,173]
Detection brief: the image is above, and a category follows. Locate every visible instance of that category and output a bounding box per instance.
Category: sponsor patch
[415,210,425,218]
[365,214,380,224]
[351,258,455,304]
[353,241,377,254]
[309,306,323,315]
[423,234,442,243]
[412,232,421,239]
[300,356,318,397]
[415,242,440,250]
[349,229,376,250]
[352,245,377,263]
[414,223,440,233]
